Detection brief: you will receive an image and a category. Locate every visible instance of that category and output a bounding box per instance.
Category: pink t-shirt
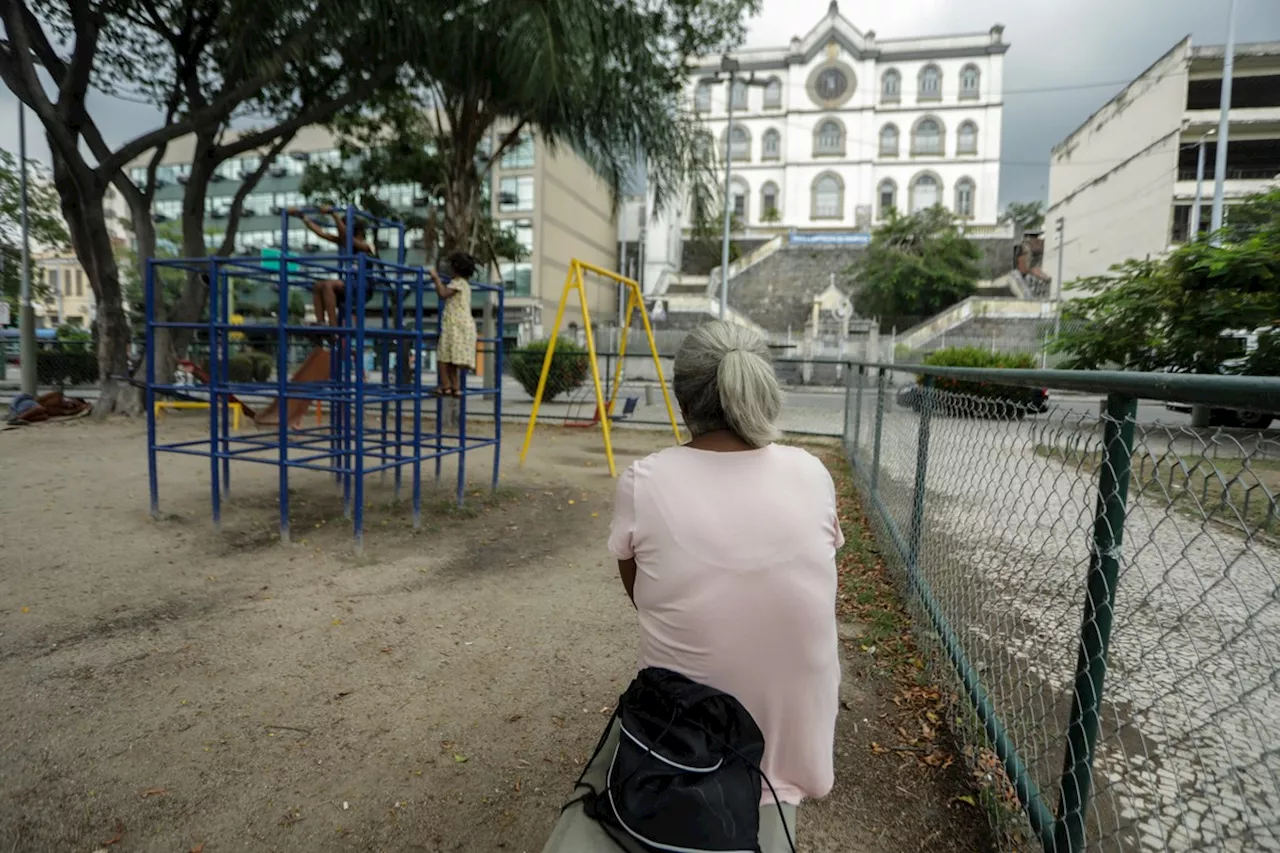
[608,443,843,805]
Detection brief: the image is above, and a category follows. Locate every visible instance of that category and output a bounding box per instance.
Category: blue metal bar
[208,257,222,532]
[145,259,159,519]
[353,252,367,553]
[394,283,404,500]
[457,367,468,507]
[435,302,444,485]
[412,268,424,529]
[276,219,291,545]
[219,264,232,498]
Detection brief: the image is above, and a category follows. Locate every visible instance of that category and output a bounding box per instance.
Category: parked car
[1162,329,1276,429]
[896,383,1049,418]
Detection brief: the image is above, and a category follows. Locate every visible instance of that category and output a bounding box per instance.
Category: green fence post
[870,368,887,493]
[851,365,865,455]
[842,362,854,452]
[1053,392,1137,853]
[907,377,933,567]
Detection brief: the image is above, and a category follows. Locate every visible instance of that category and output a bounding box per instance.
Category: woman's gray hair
[673,321,782,448]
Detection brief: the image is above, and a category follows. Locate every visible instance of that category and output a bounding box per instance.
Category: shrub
[508,337,590,401]
[920,347,1041,414]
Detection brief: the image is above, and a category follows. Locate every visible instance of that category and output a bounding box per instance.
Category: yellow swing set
[517,259,681,477]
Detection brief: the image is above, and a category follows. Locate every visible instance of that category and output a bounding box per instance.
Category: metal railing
[842,363,1280,852]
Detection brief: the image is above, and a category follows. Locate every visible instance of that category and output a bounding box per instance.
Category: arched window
[695,79,713,113]
[763,78,782,109]
[761,182,781,221]
[811,172,844,219]
[730,178,749,221]
[912,117,943,156]
[723,125,751,161]
[881,69,901,102]
[694,131,715,161]
[877,179,897,219]
[957,121,978,155]
[729,79,748,110]
[813,119,845,156]
[879,124,899,157]
[960,65,981,99]
[762,128,781,160]
[919,64,942,100]
[910,173,941,213]
[955,178,975,218]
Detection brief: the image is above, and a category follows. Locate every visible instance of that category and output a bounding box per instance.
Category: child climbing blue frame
[144,205,505,553]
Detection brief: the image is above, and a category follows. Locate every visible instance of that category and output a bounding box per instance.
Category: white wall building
[687,1,1006,234]
[1044,38,1280,292]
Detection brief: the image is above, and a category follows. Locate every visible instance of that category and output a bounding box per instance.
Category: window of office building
[499,176,535,212]
[501,136,535,169]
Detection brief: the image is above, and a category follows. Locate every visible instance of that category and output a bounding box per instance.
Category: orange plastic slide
[254,347,331,429]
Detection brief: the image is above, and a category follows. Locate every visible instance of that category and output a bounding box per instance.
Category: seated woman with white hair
[542,321,842,852]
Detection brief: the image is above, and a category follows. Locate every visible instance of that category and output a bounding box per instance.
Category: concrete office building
[126,124,618,344]
[1044,38,1280,291]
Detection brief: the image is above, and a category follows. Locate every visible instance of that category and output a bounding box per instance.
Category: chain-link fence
[842,364,1280,852]
[0,338,99,390]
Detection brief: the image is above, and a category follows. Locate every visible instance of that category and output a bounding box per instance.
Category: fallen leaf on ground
[453,754,468,763]
[141,787,168,797]
[102,820,125,846]
[870,742,887,754]
[951,795,977,807]
[506,714,523,723]
[191,843,206,853]
[380,647,393,653]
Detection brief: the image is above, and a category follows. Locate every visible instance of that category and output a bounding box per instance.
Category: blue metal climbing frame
[145,206,505,552]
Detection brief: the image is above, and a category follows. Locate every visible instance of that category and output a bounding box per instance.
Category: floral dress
[439,277,476,369]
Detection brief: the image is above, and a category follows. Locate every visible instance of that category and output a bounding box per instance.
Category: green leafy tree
[998,201,1046,234]
[0,0,430,413]
[1,148,68,319]
[1052,189,1280,374]
[314,0,756,260]
[508,337,589,402]
[852,207,981,332]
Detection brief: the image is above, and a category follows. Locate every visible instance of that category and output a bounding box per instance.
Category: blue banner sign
[788,230,871,246]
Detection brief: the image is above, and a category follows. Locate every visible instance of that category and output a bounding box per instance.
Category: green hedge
[202,352,273,383]
[508,337,590,402]
[920,347,1041,413]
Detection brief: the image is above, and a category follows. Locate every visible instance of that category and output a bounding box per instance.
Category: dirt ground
[0,415,993,852]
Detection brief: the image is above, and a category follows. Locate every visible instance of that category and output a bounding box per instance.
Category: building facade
[687,1,1006,234]
[1044,38,1280,291]
[127,124,617,344]
[33,253,95,329]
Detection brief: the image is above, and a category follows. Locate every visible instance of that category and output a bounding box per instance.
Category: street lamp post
[18,103,37,396]
[1209,0,1238,245]
[718,54,739,322]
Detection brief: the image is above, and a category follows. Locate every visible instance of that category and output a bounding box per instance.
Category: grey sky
[2,0,1278,208]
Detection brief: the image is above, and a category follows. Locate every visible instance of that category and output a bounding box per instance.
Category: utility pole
[18,103,37,396]
[1047,217,1065,369]
[618,195,629,337]
[1209,0,1238,244]
[718,54,739,322]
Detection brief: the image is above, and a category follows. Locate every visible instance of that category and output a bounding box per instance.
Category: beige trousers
[540,719,798,853]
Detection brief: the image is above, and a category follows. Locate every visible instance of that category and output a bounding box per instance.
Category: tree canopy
[998,200,1046,235]
[852,207,981,332]
[1052,189,1280,375]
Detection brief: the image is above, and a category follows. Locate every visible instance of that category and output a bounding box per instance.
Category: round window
[816,68,848,101]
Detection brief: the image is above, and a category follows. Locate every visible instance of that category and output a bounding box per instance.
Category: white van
[1165,329,1275,429]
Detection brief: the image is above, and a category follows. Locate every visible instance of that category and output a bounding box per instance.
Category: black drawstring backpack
[566,667,796,853]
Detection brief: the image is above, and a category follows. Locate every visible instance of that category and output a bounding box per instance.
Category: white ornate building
[688,1,1007,232]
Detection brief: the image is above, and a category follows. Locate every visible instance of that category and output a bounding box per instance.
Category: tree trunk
[48,143,140,416]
